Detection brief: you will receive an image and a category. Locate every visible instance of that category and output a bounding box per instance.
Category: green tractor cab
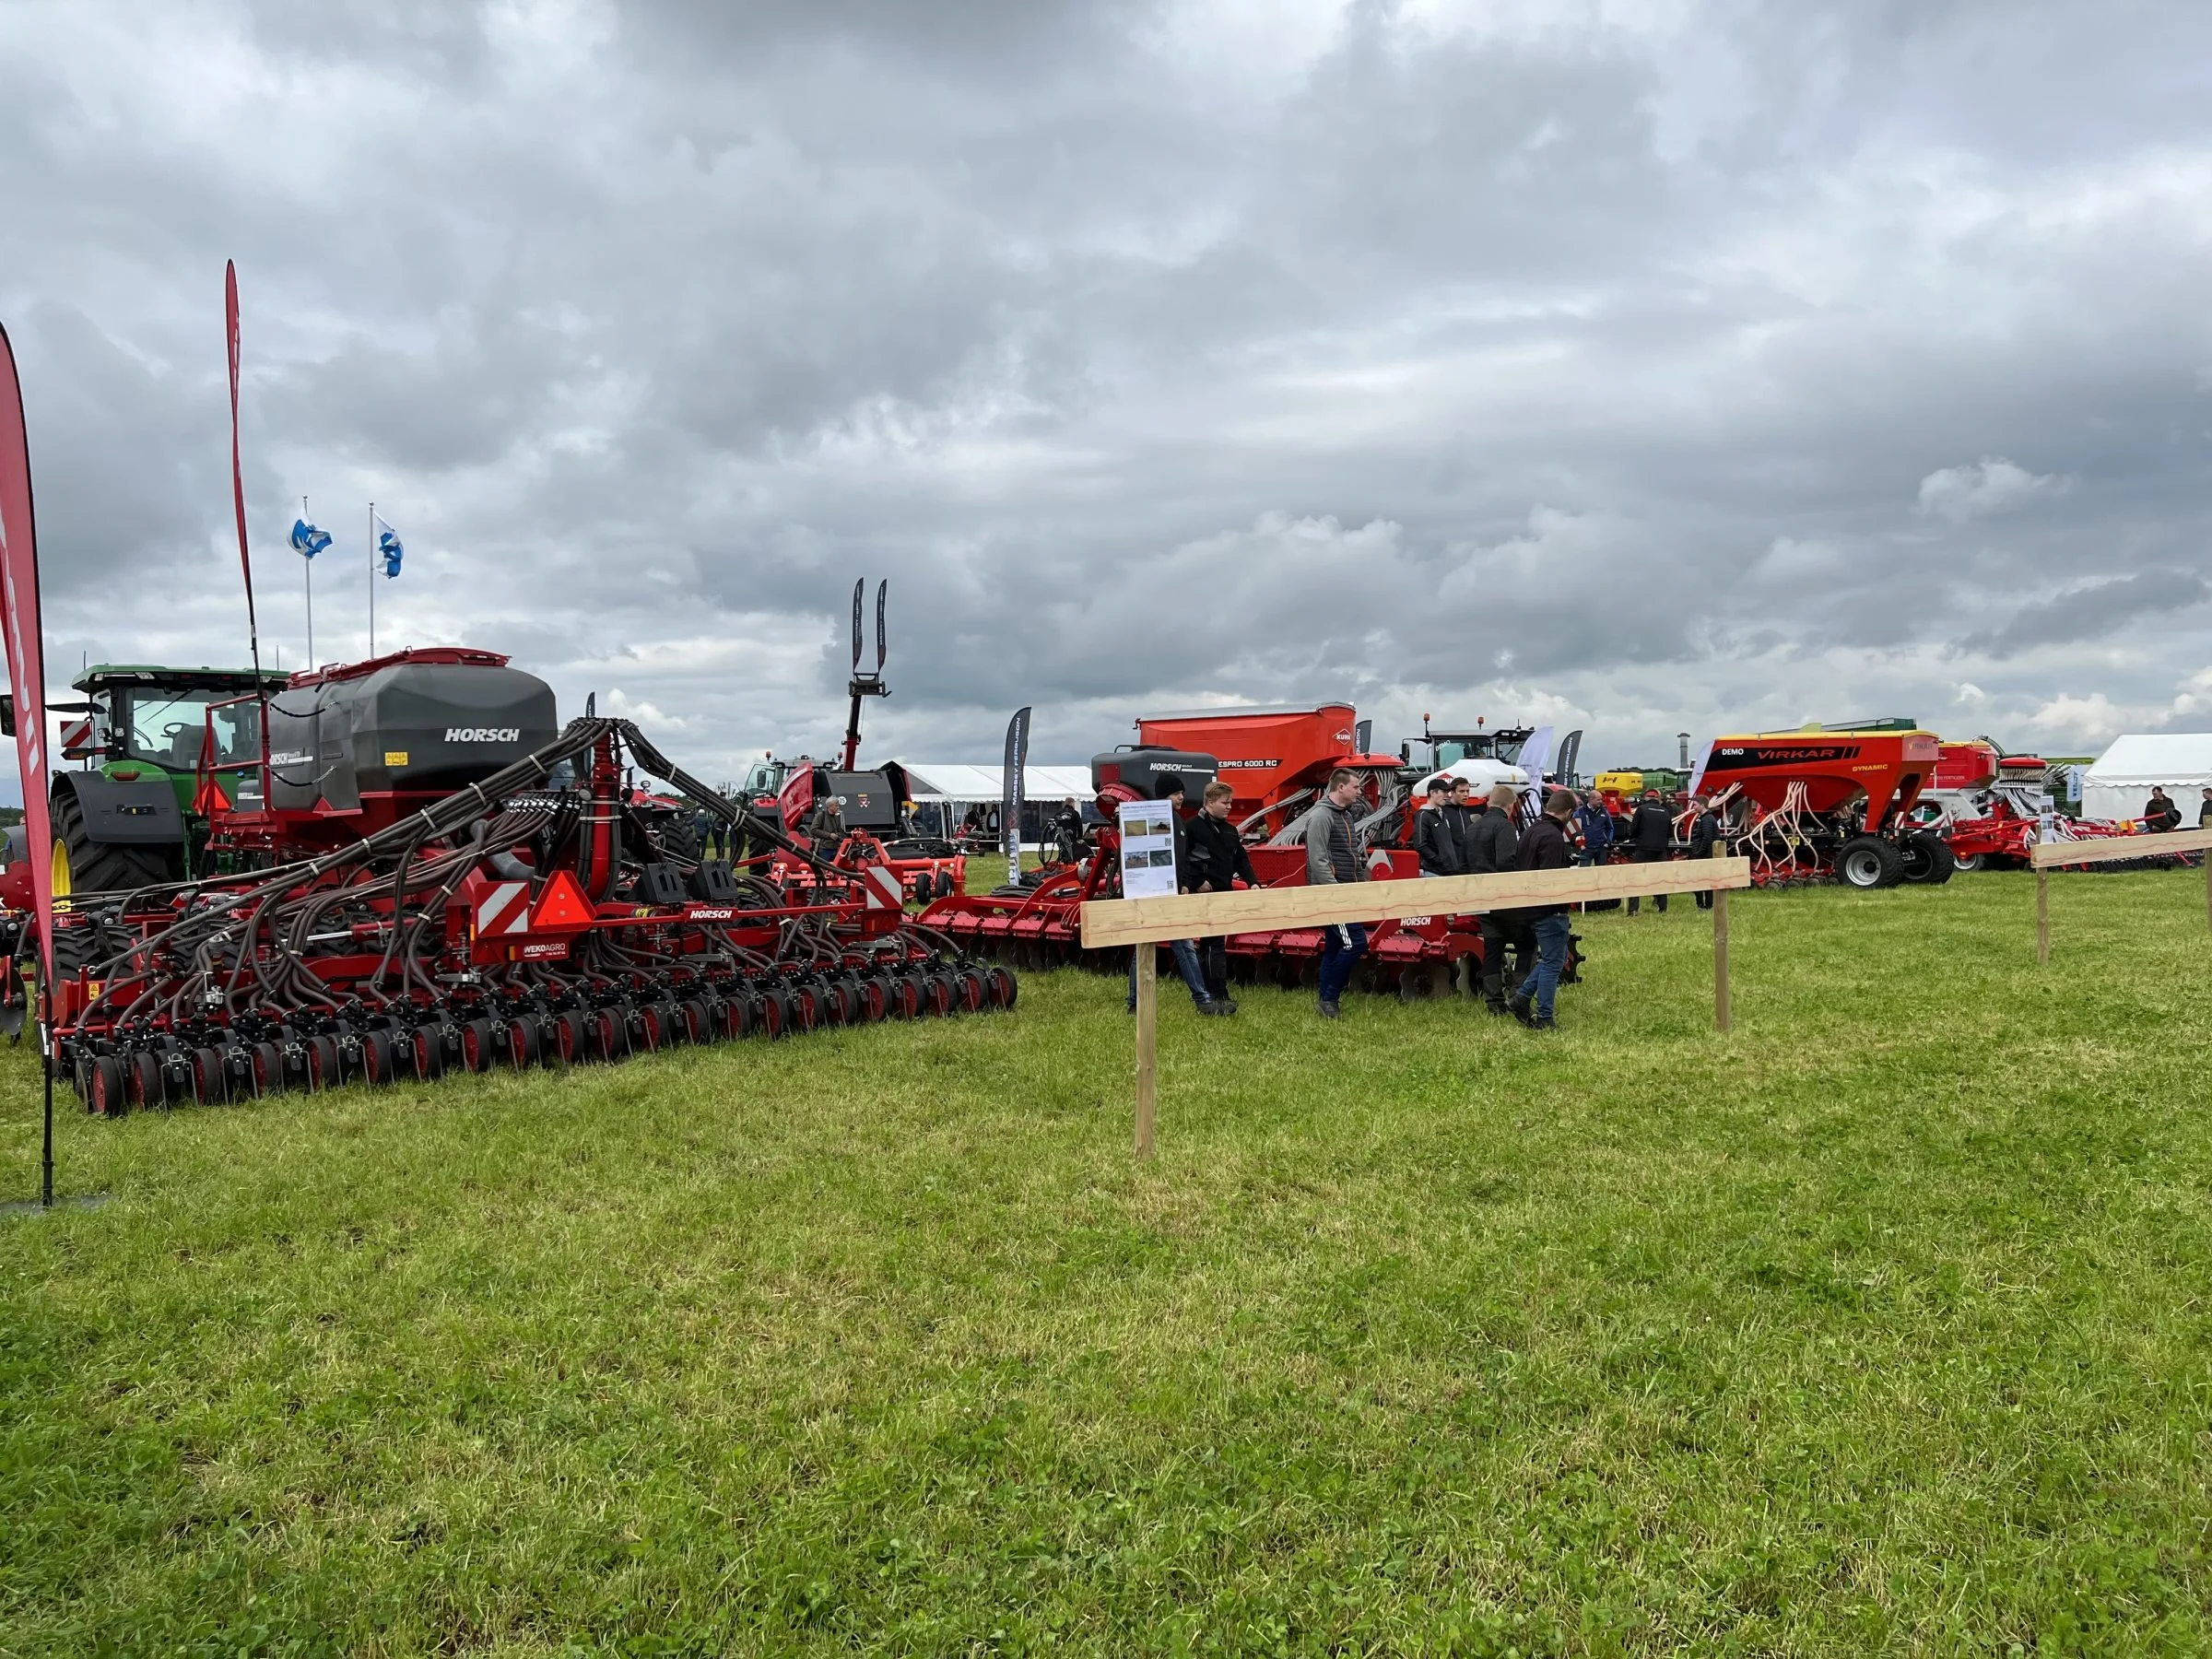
[46,664,287,897]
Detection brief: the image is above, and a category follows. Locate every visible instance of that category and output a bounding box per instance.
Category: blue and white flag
[289,517,331,559]
[373,513,404,579]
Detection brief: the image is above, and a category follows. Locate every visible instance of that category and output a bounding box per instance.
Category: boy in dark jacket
[1625,790,1675,914]
[1506,790,1578,1030]
[1415,782,1462,876]
[1125,776,1222,1017]
[1469,782,1522,1013]
[1185,779,1257,1009]
[1688,795,1724,910]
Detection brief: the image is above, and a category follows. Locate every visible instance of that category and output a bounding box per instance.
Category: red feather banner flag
[226,259,264,677]
[0,323,54,986]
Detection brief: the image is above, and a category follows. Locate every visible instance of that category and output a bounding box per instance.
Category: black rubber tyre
[129,1049,165,1109]
[190,1047,226,1104]
[308,1035,342,1090]
[1952,853,1985,874]
[1900,830,1958,886]
[49,782,180,897]
[88,1053,128,1116]
[1836,835,1905,890]
[556,1010,591,1064]
[411,1028,445,1080]
[461,1018,498,1073]
[251,1041,285,1097]
[362,1031,398,1085]
[988,967,1018,1010]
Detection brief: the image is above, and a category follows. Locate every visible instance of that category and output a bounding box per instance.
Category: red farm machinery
[918,702,1559,999]
[38,646,1014,1115]
[1691,720,1959,888]
[742,580,965,904]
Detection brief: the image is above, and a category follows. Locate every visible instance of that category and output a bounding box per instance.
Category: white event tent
[890,761,1097,842]
[2081,734,2212,823]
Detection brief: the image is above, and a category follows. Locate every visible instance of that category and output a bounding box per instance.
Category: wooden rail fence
[1081,856,1753,1159]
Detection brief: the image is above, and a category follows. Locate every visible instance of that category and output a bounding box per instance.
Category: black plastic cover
[265,661,557,812]
[822,769,904,830]
[687,861,741,902]
[1090,748,1218,799]
[60,773,185,845]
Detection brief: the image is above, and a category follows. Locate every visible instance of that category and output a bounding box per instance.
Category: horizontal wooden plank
[2030,825,2212,869]
[1080,856,1752,948]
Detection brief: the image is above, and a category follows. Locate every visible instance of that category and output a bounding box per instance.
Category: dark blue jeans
[1519,912,1572,1019]
[1317,923,1369,1004]
[1129,941,1210,1009]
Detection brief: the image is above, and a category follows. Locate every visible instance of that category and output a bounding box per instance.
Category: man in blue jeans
[1300,768,1371,1018]
[1508,787,1579,1030]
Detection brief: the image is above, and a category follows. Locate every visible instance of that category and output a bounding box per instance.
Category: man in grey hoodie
[1302,768,1370,1018]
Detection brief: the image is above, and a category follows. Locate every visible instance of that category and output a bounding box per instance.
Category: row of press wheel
[74,962,1018,1115]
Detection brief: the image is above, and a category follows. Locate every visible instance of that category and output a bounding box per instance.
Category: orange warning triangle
[530,870,596,932]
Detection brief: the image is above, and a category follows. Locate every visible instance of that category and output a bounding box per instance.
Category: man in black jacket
[2145,787,2182,832]
[1688,795,1724,910]
[1125,776,1223,1017]
[1467,782,1522,1013]
[1625,790,1675,914]
[1052,798,1087,865]
[1185,779,1257,1010]
[1415,779,1462,877]
[1507,790,1578,1030]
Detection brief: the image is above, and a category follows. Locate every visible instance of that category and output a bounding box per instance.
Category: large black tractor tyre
[1836,835,1905,890]
[1899,830,1957,886]
[49,782,178,899]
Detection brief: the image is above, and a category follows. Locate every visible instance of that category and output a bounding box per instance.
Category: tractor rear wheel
[1899,830,1957,885]
[1836,835,1905,890]
[49,784,179,899]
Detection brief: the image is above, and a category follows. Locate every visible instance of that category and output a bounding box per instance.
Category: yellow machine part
[1594,770,1643,796]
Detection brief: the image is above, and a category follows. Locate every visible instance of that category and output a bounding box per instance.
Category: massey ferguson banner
[0,323,54,979]
[1002,705,1030,872]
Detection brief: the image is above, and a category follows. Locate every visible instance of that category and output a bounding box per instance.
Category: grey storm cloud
[1962,570,2212,659]
[3,0,2212,783]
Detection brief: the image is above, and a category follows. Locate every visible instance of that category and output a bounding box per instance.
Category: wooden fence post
[2036,870,2050,964]
[1134,947,1157,1160]
[1713,886,1731,1032]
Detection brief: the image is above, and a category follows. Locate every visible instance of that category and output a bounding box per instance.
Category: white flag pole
[301,494,314,667]
[367,500,376,657]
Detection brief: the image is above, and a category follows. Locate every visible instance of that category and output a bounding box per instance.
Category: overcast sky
[3,0,2208,785]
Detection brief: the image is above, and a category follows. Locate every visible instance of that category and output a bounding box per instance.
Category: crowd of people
[1122,768,1726,1033]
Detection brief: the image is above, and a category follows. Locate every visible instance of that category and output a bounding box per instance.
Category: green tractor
[38,664,286,898]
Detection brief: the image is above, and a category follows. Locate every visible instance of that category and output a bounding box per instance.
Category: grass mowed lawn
[5,870,2211,1653]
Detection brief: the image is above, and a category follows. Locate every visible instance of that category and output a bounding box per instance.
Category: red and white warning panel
[474,879,533,938]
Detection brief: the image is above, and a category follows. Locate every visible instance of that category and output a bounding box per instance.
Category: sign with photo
[1117,798,1180,900]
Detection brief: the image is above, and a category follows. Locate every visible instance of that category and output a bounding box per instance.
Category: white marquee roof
[892,761,1095,803]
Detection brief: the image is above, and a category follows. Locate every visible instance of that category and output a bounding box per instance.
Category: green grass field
[6,869,2212,1654]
